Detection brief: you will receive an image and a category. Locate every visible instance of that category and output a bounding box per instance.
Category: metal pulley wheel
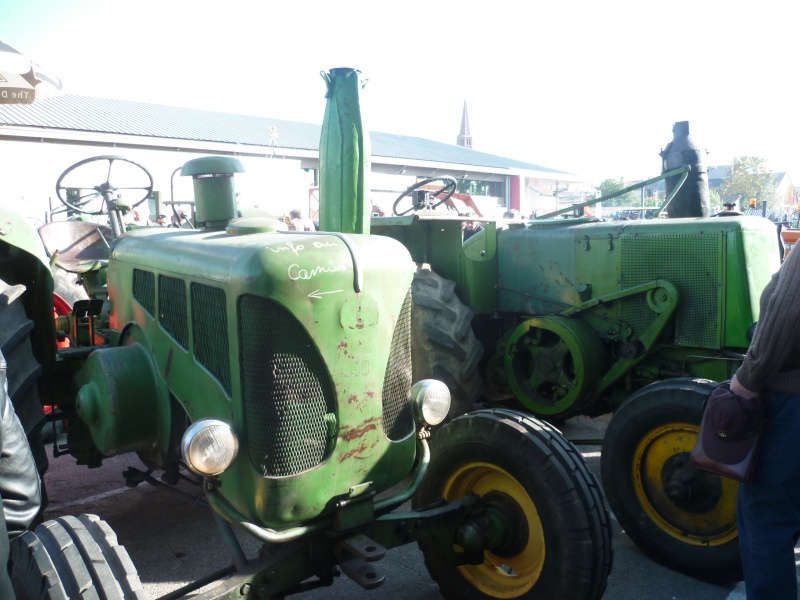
[502,315,607,420]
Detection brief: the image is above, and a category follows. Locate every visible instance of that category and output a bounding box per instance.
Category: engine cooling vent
[159,276,189,349]
[381,289,414,440]
[132,269,155,316]
[238,295,336,477]
[620,232,722,349]
[191,283,231,395]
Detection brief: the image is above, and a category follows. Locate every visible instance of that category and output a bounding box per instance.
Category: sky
[3,0,800,185]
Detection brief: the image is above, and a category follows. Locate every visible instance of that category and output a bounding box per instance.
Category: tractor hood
[104,225,417,527]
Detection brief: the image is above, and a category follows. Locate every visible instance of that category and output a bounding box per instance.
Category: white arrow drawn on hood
[308,289,344,299]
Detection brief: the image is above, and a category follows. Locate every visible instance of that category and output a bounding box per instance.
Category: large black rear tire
[411,265,483,420]
[601,378,743,582]
[0,280,47,479]
[11,514,149,600]
[415,409,612,600]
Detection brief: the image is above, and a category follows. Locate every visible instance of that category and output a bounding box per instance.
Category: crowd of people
[124,209,192,228]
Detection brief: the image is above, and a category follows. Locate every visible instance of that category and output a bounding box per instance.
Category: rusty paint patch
[348,394,358,404]
[366,391,374,399]
[338,340,354,359]
[341,417,379,442]
[340,442,372,462]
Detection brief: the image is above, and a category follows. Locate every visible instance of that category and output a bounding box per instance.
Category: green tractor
[371,122,781,582]
[0,68,612,599]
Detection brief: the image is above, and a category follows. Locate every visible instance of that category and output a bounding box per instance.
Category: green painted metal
[503,315,608,415]
[105,225,416,527]
[74,330,169,459]
[180,156,245,177]
[0,207,51,268]
[370,215,500,314]
[181,156,245,227]
[319,68,370,234]
[375,205,781,417]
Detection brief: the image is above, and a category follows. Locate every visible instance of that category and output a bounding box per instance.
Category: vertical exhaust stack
[181,156,245,229]
[319,68,370,234]
[660,121,710,218]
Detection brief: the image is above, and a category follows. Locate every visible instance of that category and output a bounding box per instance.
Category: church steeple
[457,101,472,149]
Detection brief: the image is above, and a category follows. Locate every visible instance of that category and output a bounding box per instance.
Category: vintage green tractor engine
[488,215,778,418]
[371,123,782,583]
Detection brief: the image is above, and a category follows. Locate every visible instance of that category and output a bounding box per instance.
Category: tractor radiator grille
[381,290,414,440]
[191,283,231,395]
[238,295,336,477]
[159,276,189,349]
[132,269,155,316]
[620,232,722,348]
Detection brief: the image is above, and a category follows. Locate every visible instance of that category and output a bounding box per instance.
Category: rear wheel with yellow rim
[414,409,612,600]
[601,378,742,582]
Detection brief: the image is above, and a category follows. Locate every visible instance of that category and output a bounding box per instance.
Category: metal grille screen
[381,290,414,440]
[132,269,155,316]
[159,276,189,349]
[620,232,721,348]
[238,295,335,477]
[191,283,231,394]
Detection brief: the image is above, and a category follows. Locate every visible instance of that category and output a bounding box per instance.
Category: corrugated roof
[0,95,570,175]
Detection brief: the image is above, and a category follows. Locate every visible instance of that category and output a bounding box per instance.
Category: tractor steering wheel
[55,155,154,216]
[392,177,458,216]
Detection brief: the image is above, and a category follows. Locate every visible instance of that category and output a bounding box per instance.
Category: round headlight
[181,419,239,476]
[411,379,452,427]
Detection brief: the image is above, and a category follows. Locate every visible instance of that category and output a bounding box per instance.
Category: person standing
[460,212,483,242]
[731,244,800,599]
[289,209,316,231]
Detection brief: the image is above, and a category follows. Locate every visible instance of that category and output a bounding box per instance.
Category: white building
[0,95,584,222]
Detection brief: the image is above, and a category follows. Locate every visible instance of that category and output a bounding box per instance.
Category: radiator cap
[226,217,288,236]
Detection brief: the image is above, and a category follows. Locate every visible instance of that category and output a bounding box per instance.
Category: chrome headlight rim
[181,418,239,477]
[411,379,452,427]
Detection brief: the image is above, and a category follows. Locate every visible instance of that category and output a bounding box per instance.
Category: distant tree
[708,189,723,212]
[457,180,490,196]
[720,156,779,210]
[596,179,638,207]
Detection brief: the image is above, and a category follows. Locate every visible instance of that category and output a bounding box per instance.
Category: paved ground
[40,414,758,600]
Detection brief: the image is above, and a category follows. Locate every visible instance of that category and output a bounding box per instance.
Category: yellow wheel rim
[633,422,739,546]
[442,462,545,598]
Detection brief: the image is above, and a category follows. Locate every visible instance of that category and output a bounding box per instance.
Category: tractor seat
[38,221,112,274]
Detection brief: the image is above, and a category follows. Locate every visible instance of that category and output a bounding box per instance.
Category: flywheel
[503,316,607,420]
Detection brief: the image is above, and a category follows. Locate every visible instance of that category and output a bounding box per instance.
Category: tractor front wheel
[601,378,742,582]
[415,409,612,600]
[11,514,148,600]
